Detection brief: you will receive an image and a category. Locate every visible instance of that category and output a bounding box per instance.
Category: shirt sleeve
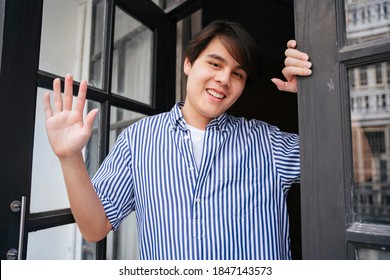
[268,125,300,187]
[91,129,135,230]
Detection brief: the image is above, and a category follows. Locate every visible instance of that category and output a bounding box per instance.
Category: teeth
[207,89,224,99]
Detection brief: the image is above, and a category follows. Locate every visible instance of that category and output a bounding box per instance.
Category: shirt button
[189,166,194,171]
[183,135,190,140]
[196,198,201,203]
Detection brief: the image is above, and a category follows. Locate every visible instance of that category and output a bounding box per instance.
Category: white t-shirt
[186,124,205,169]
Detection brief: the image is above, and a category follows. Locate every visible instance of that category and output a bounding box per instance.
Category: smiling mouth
[206,89,225,99]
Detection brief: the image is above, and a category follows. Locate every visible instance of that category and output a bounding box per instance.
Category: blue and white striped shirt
[92,102,300,260]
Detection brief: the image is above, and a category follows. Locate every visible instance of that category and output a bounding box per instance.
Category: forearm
[59,154,111,242]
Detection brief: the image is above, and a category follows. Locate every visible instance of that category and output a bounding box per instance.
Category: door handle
[7,196,27,260]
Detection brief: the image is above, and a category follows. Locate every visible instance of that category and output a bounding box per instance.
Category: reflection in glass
[111,7,153,105]
[344,0,390,45]
[31,89,100,213]
[26,224,95,260]
[39,0,105,88]
[105,107,146,260]
[349,62,390,225]
[356,246,390,260]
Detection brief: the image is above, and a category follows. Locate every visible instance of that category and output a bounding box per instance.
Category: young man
[44,20,312,259]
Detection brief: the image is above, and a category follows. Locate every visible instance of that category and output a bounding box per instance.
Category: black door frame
[0,0,44,261]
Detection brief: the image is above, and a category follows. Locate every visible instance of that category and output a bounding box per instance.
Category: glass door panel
[26,223,94,259]
[111,7,154,105]
[356,246,390,259]
[349,62,390,225]
[344,0,390,45]
[39,0,105,88]
[348,60,390,258]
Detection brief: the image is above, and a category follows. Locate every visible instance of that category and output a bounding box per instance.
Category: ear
[183,57,191,75]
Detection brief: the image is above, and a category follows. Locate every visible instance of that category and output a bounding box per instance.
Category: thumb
[271,78,297,93]
[83,108,99,132]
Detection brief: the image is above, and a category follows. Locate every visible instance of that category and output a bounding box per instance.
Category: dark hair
[185,20,262,84]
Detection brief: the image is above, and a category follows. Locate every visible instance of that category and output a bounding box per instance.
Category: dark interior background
[202,0,302,259]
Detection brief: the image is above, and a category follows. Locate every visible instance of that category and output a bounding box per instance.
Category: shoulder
[227,114,278,133]
[124,111,170,132]
[227,114,298,142]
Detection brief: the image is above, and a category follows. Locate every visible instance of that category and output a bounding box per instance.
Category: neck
[180,105,210,130]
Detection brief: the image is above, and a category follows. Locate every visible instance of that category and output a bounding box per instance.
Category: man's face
[182,37,247,129]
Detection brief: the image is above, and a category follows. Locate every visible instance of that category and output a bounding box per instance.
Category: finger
[43,91,53,119]
[287,39,297,49]
[271,78,297,93]
[75,79,88,114]
[285,48,310,61]
[63,74,74,111]
[282,66,312,80]
[285,56,312,69]
[53,78,63,113]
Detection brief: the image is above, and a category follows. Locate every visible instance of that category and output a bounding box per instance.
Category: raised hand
[271,40,312,93]
[43,74,98,159]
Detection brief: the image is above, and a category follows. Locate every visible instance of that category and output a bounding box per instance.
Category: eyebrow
[206,54,245,70]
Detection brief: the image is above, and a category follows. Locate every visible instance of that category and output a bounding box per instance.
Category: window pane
[30,89,100,212]
[26,224,95,259]
[345,0,390,45]
[39,0,105,88]
[349,61,390,225]
[111,7,153,105]
[357,246,390,259]
[106,107,146,259]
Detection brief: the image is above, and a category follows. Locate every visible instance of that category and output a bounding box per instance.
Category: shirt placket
[180,128,198,185]
[192,127,228,258]
[177,128,203,257]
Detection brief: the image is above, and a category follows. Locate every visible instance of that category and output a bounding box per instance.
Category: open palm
[44,75,98,159]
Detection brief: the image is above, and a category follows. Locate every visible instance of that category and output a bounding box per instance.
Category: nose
[215,70,230,87]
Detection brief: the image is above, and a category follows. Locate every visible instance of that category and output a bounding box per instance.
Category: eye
[233,71,245,80]
[208,61,221,69]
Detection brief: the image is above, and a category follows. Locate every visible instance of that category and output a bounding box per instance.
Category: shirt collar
[169,102,231,132]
